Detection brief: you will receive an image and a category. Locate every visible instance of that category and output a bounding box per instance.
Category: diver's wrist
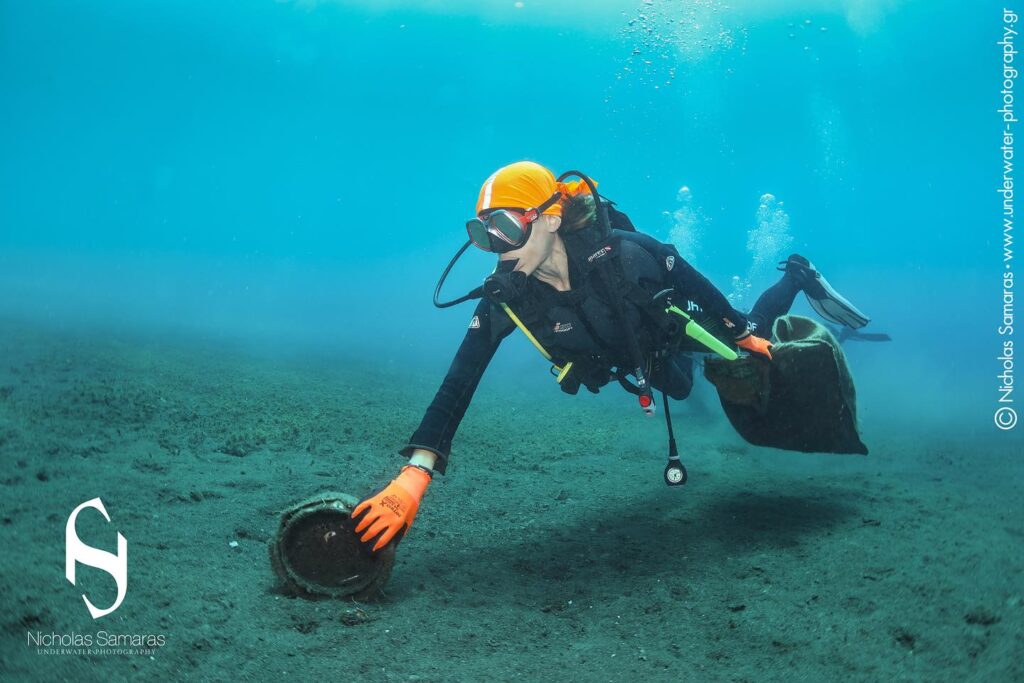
[402,463,435,481]
[733,321,755,340]
[408,448,438,471]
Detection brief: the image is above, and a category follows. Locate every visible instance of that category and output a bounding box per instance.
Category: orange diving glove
[735,332,773,360]
[351,465,432,553]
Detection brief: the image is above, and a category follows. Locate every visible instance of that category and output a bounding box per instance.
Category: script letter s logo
[65,498,127,619]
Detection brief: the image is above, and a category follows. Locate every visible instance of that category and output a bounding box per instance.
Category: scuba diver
[349,161,871,554]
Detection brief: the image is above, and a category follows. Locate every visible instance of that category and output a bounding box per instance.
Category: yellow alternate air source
[664,305,739,361]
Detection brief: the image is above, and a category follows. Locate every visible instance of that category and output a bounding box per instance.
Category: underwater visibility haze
[0,1,1021,681]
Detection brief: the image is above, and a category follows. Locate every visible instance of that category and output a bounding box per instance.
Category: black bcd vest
[493,201,692,395]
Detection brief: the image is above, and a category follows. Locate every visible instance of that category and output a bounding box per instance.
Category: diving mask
[465,192,562,254]
[434,170,598,309]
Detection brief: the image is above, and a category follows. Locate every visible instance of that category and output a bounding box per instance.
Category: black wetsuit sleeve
[667,252,750,337]
[398,298,514,475]
[620,230,750,337]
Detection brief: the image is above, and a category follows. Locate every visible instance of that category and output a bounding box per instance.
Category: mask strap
[528,191,562,219]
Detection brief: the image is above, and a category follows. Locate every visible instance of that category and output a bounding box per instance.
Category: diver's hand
[735,332,773,360]
[351,465,431,553]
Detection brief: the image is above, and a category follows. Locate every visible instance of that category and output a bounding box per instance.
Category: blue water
[4,5,1024,681]
[0,0,1013,439]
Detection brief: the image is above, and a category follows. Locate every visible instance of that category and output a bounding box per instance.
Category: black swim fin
[780,254,870,330]
[825,324,892,344]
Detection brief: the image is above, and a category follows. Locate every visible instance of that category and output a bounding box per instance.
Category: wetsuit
[401,229,802,474]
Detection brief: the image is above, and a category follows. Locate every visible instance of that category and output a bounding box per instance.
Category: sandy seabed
[0,318,1021,682]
